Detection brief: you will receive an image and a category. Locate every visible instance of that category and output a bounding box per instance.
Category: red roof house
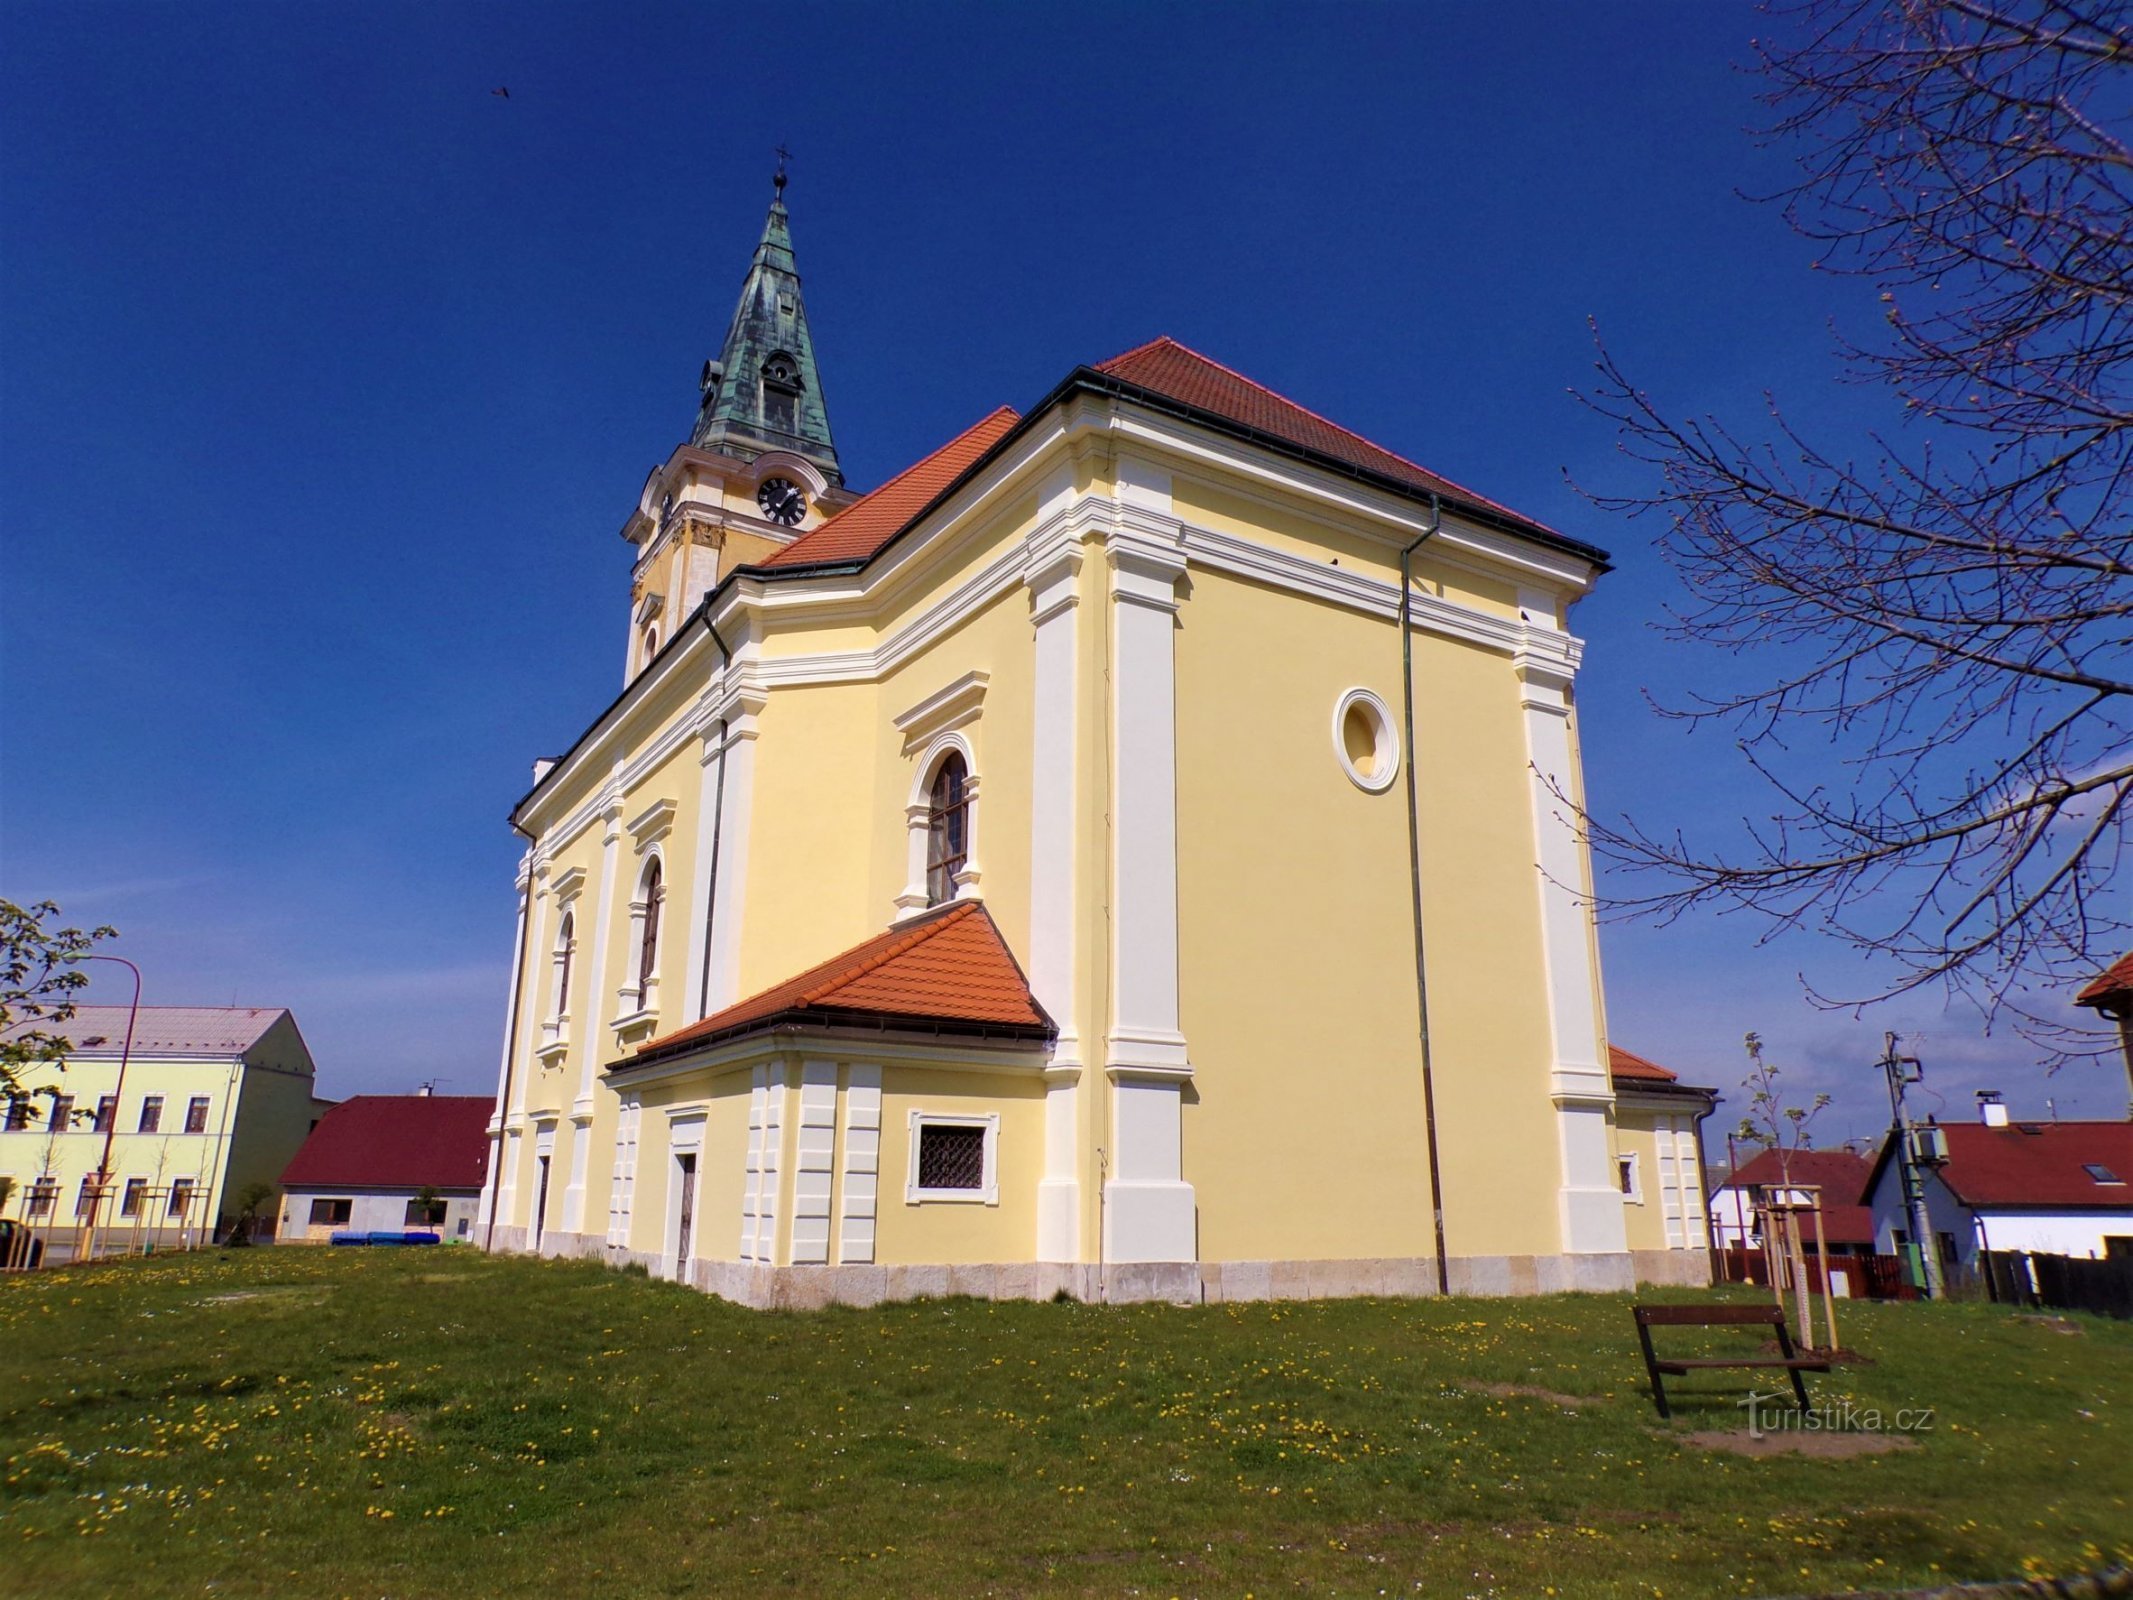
[1863,1114,2133,1268]
[279,1095,495,1242]
[1713,1146,1879,1249]
[281,1095,493,1193]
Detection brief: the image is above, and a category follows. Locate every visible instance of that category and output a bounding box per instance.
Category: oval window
[1333,688,1399,792]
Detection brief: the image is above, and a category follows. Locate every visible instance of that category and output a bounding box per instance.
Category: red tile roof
[628,901,1052,1065]
[280,1096,493,1192]
[1095,336,1552,535]
[1608,1044,1678,1083]
[1913,1121,2133,1210]
[1717,1149,1879,1245]
[756,407,1021,570]
[2076,951,2133,1007]
[1719,1147,1876,1206]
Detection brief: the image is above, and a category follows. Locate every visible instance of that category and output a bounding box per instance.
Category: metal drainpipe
[1399,496,1451,1296]
[697,614,732,1019]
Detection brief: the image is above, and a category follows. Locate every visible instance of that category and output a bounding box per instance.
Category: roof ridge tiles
[1096,336,1534,527]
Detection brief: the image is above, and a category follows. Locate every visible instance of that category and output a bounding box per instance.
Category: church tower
[617,167,855,682]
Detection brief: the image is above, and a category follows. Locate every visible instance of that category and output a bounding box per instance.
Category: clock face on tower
[756,476,807,526]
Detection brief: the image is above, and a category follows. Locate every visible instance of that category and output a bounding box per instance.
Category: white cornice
[625,798,677,850]
[892,670,989,747]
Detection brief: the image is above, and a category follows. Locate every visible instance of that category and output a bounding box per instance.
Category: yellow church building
[479,175,1716,1304]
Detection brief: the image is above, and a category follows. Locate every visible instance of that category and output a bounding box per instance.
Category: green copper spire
[691,168,842,485]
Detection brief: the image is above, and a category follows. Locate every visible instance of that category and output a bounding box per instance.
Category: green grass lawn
[2,1248,2128,1598]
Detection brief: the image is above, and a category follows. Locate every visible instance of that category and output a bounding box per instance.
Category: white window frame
[616,847,666,1026]
[1332,687,1401,794]
[539,867,587,1063]
[896,732,982,917]
[905,1110,999,1206]
[1617,1151,1643,1203]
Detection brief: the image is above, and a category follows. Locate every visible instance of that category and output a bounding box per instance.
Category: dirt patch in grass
[2018,1314,2086,1336]
[1681,1428,1916,1458]
[197,1286,332,1305]
[1464,1381,1593,1409]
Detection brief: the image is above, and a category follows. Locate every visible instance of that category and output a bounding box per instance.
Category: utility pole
[1877,1032,1944,1300]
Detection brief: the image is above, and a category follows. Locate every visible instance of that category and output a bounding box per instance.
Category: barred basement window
[919,1125,984,1190]
[907,1112,997,1204]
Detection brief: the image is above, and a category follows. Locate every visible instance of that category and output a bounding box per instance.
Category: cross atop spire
[690,171,841,484]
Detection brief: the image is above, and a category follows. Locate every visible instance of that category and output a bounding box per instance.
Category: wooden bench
[1632,1303,1830,1419]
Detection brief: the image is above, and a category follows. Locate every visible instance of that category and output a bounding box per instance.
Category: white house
[1864,1094,2133,1272]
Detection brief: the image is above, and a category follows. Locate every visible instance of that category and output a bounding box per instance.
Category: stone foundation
[477,1240,1707,1307]
[1630,1246,1714,1288]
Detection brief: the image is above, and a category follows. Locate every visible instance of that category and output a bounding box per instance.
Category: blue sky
[3,2,2121,1140]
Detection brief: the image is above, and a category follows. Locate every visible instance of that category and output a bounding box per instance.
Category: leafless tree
[1577,0,2133,1051]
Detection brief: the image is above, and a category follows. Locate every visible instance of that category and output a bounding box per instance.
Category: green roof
[691,181,841,485]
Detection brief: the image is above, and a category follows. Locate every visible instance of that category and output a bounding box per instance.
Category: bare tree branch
[1571,0,2133,1060]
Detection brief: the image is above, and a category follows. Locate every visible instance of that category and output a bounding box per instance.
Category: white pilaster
[702,688,766,1015]
[562,778,626,1231]
[684,725,724,1020]
[1516,647,1629,1257]
[790,1060,837,1264]
[1027,471,1085,1261]
[482,856,531,1231]
[837,1064,882,1264]
[1101,462,1197,1265]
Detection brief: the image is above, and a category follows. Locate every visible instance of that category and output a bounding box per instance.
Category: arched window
[925,753,970,906]
[641,626,659,667]
[637,858,664,994]
[553,912,576,1018]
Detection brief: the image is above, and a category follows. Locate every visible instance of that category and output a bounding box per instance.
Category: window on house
[93,1096,116,1133]
[4,1098,29,1132]
[26,1180,56,1218]
[49,1095,74,1132]
[137,1096,163,1134]
[185,1096,211,1134]
[75,1177,102,1218]
[120,1179,148,1217]
[309,1198,353,1227]
[405,1197,447,1226]
[926,753,970,906]
[641,626,659,667]
[637,858,664,999]
[168,1178,195,1217]
[550,911,576,1032]
[1617,1154,1640,1200]
[2083,1163,2123,1185]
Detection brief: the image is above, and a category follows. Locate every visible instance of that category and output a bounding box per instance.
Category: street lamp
[70,954,141,1263]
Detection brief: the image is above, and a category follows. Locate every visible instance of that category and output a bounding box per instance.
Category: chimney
[1976,1090,2009,1128]
[417,1083,433,1097]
